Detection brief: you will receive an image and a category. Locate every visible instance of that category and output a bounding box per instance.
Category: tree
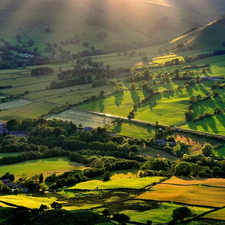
[99,90,105,98]
[113,213,130,224]
[221,160,225,172]
[102,208,110,218]
[102,171,112,181]
[39,173,44,183]
[141,55,148,62]
[51,201,62,209]
[45,27,51,33]
[130,83,139,90]
[21,63,26,69]
[172,207,192,221]
[202,143,214,157]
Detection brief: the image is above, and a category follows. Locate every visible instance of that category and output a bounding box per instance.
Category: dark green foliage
[202,144,214,157]
[172,207,192,221]
[102,171,112,181]
[102,208,110,218]
[113,213,130,223]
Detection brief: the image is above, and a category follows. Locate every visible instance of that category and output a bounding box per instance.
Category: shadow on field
[199,83,209,94]
[130,90,140,104]
[114,91,124,107]
[215,114,225,129]
[110,122,122,133]
[98,99,105,112]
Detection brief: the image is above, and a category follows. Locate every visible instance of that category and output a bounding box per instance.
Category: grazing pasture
[68,176,164,190]
[0,103,54,122]
[136,183,225,207]
[152,54,184,65]
[0,195,65,209]
[135,84,208,125]
[0,99,31,110]
[49,109,114,128]
[78,90,147,117]
[108,121,157,139]
[204,208,225,220]
[0,157,86,179]
[120,202,212,224]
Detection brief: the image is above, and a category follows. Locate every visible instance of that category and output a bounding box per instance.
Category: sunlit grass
[68,177,164,190]
[0,157,86,179]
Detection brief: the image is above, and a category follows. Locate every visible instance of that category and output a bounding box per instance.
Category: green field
[182,114,225,136]
[49,109,114,128]
[152,54,184,65]
[0,194,64,209]
[120,202,211,224]
[68,176,164,190]
[0,157,86,179]
[135,84,208,125]
[78,90,148,117]
[108,121,157,139]
[0,99,31,110]
[0,103,54,122]
[204,208,225,220]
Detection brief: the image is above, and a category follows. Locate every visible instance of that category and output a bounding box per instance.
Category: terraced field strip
[136,183,225,207]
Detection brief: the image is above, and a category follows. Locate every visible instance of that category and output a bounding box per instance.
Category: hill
[0,0,224,57]
[170,14,225,51]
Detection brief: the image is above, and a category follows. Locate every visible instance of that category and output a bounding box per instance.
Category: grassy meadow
[120,202,212,224]
[204,208,225,220]
[108,121,157,139]
[0,103,54,122]
[0,99,31,110]
[49,109,114,128]
[68,176,164,190]
[135,83,208,125]
[78,90,148,117]
[0,157,86,179]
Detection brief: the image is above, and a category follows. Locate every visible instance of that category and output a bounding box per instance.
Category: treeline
[141,154,225,178]
[31,67,54,76]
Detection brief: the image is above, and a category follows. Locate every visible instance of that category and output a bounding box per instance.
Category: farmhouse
[156,139,166,146]
[84,127,93,132]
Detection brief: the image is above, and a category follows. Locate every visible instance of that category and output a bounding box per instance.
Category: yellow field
[152,54,184,64]
[136,184,225,207]
[163,176,225,187]
[204,208,225,220]
[0,194,65,209]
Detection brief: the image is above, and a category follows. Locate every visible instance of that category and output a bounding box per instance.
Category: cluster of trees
[46,169,88,189]
[97,32,108,41]
[124,69,154,82]
[141,146,225,178]
[60,35,80,46]
[31,67,54,76]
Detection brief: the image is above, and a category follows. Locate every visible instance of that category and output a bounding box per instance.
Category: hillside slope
[170,14,225,50]
[1,0,224,55]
